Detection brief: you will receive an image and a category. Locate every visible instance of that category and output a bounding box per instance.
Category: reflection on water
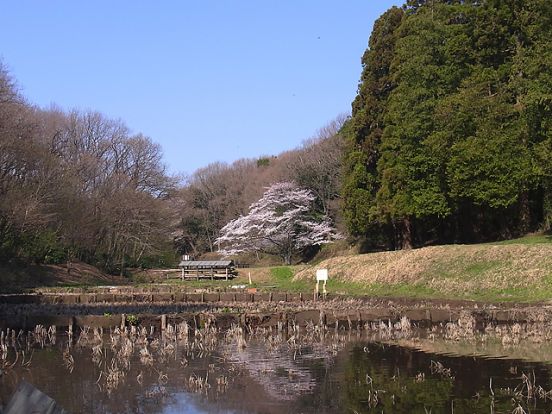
[1,318,552,413]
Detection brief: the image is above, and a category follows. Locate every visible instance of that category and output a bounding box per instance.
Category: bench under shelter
[177,260,237,281]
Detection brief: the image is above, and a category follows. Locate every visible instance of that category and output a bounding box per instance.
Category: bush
[136,250,178,269]
[20,230,67,264]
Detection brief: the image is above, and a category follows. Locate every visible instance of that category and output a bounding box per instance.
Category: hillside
[0,261,127,293]
[294,236,552,302]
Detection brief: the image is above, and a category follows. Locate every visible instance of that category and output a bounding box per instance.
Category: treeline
[174,115,346,257]
[5,0,550,272]
[0,60,345,270]
[0,64,176,272]
[342,0,552,249]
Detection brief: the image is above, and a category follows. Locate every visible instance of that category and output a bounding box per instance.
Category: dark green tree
[342,0,552,248]
[376,2,476,248]
[341,7,404,248]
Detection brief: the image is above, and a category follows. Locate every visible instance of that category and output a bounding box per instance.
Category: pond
[1,318,552,413]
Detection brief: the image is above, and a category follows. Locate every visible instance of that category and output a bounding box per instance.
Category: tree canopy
[342,0,552,249]
[3,0,552,274]
[0,63,176,272]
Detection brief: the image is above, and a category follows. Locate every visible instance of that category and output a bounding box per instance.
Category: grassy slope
[292,234,552,302]
[7,234,551,303]
[127,235,552,303]
[0,261,127,293]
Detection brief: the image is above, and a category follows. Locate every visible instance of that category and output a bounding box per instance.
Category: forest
[342,0,552,250]
[0,59,344,271]
[0,64,177,273]
[1,0,551,273]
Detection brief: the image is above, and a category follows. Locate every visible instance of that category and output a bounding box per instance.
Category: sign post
[315,269,328,301]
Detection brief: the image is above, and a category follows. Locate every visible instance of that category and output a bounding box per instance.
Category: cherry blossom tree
[216,182,341,264]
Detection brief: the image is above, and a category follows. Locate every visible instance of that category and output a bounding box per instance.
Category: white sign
[316,269,328,281]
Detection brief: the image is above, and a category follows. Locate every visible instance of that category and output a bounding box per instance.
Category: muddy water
[1,327,552,413]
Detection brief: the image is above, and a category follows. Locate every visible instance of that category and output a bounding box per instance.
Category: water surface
[1,324,552,413]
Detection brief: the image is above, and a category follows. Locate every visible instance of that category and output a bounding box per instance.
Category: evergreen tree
[341,7,403,246]
[341,0,552,248]
[376,2,474,248]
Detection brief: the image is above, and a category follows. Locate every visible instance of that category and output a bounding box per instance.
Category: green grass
[490,234,552,245]
[270,266,294,281]
[17,279,124,294]
[128,266,312,293]
[128,262,552,303]
[325,279,439,299]
[424,259,504,282]
[25,234,552,303]
[144,278,240,290]
[50,280,125,289]
[268,267,309,292]
[323,279,552,303]
[466,286,552,302]
[264,268,439,299]
[463,261,502,277]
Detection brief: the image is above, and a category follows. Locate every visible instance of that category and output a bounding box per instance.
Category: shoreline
[2,289,552,330]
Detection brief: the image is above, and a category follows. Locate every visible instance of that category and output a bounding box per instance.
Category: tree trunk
[206,232,214,253]
[282,244,292,265]
[519,191,531,234]
[401,217,413,250]
[120,255,125,277]
[543,185,552,231]
[387,217,397,251]
[283,253,292,266]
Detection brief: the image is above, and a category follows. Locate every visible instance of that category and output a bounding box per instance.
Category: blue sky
[1,1,401,176]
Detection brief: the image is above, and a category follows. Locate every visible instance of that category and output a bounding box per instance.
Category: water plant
[126,314,139,326]
[4,308,552,413]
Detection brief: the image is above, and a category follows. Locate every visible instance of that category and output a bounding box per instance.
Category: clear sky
[1,1,401,176]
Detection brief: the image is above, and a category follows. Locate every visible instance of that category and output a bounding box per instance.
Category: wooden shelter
[177,260,237,281]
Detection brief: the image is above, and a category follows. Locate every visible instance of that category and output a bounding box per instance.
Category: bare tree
[0,73,177,270]
[284,114,347,218]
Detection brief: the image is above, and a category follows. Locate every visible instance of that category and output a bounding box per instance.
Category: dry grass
[294,243,552,299]
[243,267,276,284]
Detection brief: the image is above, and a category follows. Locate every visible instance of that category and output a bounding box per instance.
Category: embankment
[1,288,551,331]
[0,261,127,293]
[295,243,552,302]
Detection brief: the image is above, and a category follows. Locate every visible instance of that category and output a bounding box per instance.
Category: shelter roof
[178,260,233,267]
